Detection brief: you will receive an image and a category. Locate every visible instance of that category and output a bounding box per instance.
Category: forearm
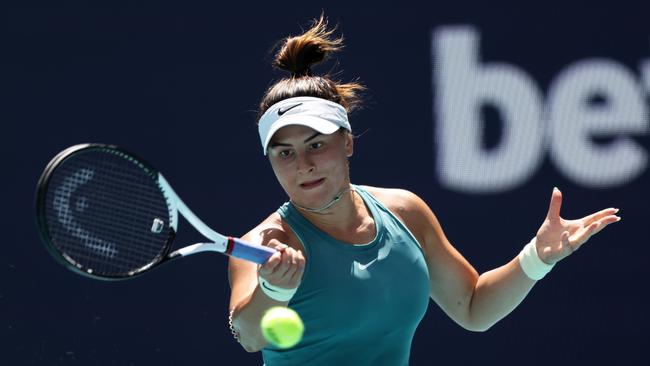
[467,255,537,331]
[231,285,289,352]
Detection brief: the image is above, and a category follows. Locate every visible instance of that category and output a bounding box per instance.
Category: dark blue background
[2,1,648,365]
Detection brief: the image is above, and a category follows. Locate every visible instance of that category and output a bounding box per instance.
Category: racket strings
[47,178,166,273]
[44,150,173,277]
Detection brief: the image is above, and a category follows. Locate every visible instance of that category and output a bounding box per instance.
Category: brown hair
[257,14,365,121]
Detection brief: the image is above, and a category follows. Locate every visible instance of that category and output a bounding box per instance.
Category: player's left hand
[535,187,621,265]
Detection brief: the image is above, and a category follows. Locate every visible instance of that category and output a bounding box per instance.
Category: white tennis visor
[258,96,351,155]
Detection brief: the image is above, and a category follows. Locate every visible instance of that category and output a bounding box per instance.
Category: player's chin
[292,187,330,207]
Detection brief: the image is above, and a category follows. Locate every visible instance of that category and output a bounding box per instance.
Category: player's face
[267,125,353,209]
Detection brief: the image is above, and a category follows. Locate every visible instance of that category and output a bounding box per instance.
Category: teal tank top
[262,185,430,366]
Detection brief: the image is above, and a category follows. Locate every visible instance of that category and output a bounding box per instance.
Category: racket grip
[228,237,276,264]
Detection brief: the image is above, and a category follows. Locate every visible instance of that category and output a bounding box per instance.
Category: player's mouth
[300,178,325,189]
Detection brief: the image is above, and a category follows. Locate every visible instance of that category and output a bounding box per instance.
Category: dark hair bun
[273,15,343,77]
[258,14,365,120]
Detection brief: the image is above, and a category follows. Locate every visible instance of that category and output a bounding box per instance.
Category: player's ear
[344,131,353,158]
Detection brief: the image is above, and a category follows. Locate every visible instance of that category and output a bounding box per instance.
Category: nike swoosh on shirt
[278,103,302,115]
[355,258,378,271]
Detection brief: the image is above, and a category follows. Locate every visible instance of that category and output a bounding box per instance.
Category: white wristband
[258,276,297,302]
[518,238,555,280]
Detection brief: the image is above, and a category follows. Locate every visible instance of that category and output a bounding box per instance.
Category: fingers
[538,199,621,263]
[546,187,563,221]
[569,213,620,251]
[259,240,286,275]
[590,214,620,236]
[265,239,289,252]
[258,239,305,289]
[582,208,619,226]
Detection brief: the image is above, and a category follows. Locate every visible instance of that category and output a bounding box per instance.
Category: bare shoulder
[360,185,431,218]
[359,185,435,246]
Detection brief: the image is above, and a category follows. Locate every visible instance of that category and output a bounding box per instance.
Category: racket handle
[228,237,276,264]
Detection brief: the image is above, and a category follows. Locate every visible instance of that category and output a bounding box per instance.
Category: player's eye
[309,142,324,150]
[279,149,293,158]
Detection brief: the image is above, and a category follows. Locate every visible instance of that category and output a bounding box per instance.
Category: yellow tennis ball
[260,306,304,349]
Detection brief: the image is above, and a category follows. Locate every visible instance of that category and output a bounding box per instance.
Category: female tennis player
[228,15,620,365]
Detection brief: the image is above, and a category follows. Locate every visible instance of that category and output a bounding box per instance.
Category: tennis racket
[35,143,276,280]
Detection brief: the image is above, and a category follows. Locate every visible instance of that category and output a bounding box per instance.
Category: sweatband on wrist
[258,275,297,302]
[518,238,555,280]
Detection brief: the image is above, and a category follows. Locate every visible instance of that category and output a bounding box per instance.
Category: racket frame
[35,143,275,281]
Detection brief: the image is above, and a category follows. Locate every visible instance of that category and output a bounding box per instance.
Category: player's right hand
[258,239,305,290]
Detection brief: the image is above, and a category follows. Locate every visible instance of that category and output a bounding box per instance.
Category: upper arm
[387,189,479,328]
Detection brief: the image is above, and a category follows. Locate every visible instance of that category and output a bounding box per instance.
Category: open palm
[536,188,620,265]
